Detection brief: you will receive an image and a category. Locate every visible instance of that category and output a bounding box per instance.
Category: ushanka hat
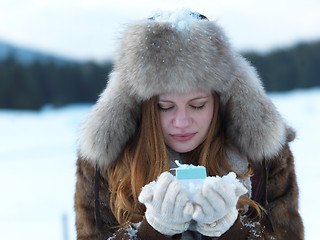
[79,9,289,167]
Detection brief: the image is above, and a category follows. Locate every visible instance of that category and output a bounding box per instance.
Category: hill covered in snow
[0,40,74,65]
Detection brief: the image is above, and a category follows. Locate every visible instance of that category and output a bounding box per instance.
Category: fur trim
[79,17,289,167]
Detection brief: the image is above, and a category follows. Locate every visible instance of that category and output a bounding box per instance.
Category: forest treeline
[0,40,320,110]
[0,56,113,109]
[244,40,320,92]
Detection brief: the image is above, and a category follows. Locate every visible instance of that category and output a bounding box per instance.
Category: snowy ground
[0,88,319,240]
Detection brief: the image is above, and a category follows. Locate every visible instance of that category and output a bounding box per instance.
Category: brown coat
[74,140,304,240]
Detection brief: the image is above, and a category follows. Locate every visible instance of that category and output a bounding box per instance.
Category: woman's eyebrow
[189,96,209,101]
[158,99,174,103]
[158,95,210,102]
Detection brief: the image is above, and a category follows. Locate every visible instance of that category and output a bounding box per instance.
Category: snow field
[0,89,319,239]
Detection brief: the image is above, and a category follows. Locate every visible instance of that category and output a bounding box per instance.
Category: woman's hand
[192,173,247,237]
[138,172,194,236]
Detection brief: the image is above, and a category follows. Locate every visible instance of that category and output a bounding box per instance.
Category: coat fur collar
[78,15,291,167]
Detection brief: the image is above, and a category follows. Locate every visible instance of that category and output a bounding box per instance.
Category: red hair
[108,92,261,225]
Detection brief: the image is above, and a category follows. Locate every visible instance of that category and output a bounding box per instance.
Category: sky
[1,0,320,61]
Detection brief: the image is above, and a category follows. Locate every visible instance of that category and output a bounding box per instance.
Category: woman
[74,9,304,239]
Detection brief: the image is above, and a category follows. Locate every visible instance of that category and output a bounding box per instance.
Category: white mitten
[138,172,194,236]
[192,172,247,237]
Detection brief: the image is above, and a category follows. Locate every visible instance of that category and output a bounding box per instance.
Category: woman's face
[158,90,214,153]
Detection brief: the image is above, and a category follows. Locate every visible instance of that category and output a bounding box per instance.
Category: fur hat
[79,9,289,167]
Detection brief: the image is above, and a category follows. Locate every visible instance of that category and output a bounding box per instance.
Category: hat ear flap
[221,55,286,161]
[78,72,141,166]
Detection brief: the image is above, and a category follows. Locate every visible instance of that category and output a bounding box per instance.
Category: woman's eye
[158,105,174,112]
[190,104,205,110]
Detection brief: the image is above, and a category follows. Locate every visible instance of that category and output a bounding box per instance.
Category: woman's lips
[170,133,196,141]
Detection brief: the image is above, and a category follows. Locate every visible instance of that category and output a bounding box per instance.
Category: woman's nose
[173,109,191,128]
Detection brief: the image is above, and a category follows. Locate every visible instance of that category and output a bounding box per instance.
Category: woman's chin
[169,143,197,153]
